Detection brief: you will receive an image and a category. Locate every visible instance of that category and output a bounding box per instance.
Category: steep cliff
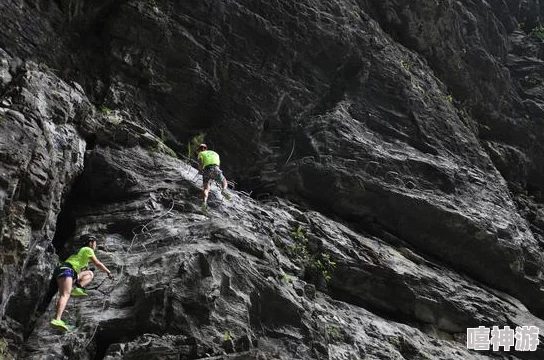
[1,0,544,359]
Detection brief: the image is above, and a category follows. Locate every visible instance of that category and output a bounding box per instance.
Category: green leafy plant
[327,326,341,341]
[308,252,336,282]
[223,330,233,342]
[531,23,544,39]
[282,273,293,283]
[286,225,336,285]
[187,133,206,161]
[290,225,305,241]
[0,337,8,360]
[97,105,112,115]
[287,225,310,261]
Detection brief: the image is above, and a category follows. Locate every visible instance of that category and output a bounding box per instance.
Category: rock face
[1,0,544,359]
[0,49,91,346]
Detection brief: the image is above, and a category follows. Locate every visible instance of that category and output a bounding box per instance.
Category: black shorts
[53,262,77,281]
[202,165,225,185]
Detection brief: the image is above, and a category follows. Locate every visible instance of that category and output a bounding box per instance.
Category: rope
[284,139,296,166]
[108,198,177,294]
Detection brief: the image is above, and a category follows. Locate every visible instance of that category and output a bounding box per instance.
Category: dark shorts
[202,165,225,186]
[53,263,77,281]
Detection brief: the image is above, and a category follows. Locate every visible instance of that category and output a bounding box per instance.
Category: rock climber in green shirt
[50,234,113,331]
[196,143,231,212]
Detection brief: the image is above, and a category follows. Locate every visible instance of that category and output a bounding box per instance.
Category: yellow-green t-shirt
[65,247,95,273]
[198,150,220,168]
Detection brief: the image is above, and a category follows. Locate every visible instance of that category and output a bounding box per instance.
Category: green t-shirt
[65,247,95,273]
[198,150,220,168]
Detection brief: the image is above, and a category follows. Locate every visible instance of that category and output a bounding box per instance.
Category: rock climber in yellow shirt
[196,143,231,213]
[50,234,113,331]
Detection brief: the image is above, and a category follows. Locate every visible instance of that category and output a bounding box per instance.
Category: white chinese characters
[467,326,539,351]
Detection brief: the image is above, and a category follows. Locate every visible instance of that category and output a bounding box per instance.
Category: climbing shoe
[222,191,231,200]
[50,319,70,331]
[71,287,88,297]
[201,202,208,214]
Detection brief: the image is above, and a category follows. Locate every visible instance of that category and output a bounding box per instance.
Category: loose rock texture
[18,145,544,360]
[1,0,544,359]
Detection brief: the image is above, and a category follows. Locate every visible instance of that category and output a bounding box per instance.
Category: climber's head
[80,234,100,250]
